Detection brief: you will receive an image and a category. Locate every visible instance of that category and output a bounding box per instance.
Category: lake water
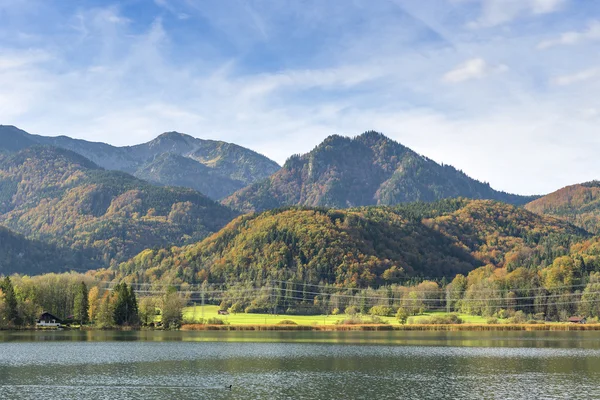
[0,330,599,399]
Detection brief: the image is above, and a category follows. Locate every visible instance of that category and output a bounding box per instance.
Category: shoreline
[3,323,600,332]
[180,323,600,332]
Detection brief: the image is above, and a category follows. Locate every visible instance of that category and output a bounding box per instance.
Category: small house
[218,310,230,315]
[36,312,62,327]
[568,316,587,324]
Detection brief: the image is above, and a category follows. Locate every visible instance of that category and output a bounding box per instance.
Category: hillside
[223,131,536,212]
[525,181,600,234]
[113,199,585,288]
[0,146,238,269]
[0,226,77,276]
[134,153,242,199]
[0,125,280,199]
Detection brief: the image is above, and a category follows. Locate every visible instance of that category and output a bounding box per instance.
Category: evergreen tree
[73,282,89,325]
[113,283,139,326]
[1,277,20,326]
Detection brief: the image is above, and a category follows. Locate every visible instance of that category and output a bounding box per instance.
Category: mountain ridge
[223,131,538,212]
[0,145,239,269]
[0,125,281,200]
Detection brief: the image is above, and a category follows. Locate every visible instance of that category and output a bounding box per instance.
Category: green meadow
[181,305,489,326]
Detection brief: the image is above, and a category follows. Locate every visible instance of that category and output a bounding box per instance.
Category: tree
[579,281,600,318]
[113,283,139,326]
[1,277,20,326]
[88,286,100,322]
[139,296,158,325]
[396,307,409,325]
[96,292,114,328]
[161,287,184,329]
[73,282,89,325]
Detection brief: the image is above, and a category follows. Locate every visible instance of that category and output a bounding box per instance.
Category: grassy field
[182,305,488,326]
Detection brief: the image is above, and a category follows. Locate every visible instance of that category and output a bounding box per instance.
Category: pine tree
[1,277,20,326]
[113,283,139,326]
[73,282,89,325]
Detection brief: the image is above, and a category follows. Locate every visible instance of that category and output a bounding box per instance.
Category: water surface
[0,331,598,399]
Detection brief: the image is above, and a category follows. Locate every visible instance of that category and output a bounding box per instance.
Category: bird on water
[226,385,232,390]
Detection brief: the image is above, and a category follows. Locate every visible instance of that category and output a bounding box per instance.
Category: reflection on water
[0,331,599,399]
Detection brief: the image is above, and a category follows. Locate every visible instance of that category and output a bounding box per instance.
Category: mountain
[0,146,238,269]
[0,226,79,276]
[0,125,39,153]
[222,131,537,212]
[0,125,280,199]
[113,199,585,287]
[134,153,242,200]
[525,181,600,234]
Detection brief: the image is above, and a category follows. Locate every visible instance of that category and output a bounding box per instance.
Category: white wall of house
[36,320,61,327]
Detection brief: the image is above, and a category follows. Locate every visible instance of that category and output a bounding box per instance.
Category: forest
[2,198,599,327]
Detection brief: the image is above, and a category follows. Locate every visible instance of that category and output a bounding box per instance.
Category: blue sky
[1,0,599,195]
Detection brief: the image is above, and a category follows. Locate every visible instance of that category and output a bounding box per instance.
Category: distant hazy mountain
[0,125,280,199]
[0,146,238,269]
[525,181,600,234]
[223,131,537,212]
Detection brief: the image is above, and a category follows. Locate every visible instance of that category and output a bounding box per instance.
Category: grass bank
[181,305,599,331]
[181,323,600,331]
[182,306,488,326]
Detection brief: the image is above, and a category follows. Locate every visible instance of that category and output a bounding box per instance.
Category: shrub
[486,317,499,324]
[331,308,340,315]
[206,317,226,325]
[277,320,298,325]
[245,302,269,314]
[412,314,463,325]
[367,316,389,324]
[345,306,359,315]
[229,302,244,314]
[369,305,394,317]
[509,311,526,324]
[219,300,231,311]
[526,320,541,324]
[336,316,364,325]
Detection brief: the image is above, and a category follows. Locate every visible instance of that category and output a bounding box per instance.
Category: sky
[0,0,599,195]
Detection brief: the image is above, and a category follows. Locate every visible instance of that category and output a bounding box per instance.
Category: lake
[0,330,599,399]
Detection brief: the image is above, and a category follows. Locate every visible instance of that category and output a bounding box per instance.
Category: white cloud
[442,58,507,83]
[466,0,567,28]
[0,50,49,70]
[552,68,600,85]
[2,0,600,197]
[538,21,600,49]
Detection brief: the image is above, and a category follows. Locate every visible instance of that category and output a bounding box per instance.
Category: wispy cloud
[466,0,567,28]
[552,68,600,85]
[538,21,600,49]
[442,58,507,83]
[0,0,599,195]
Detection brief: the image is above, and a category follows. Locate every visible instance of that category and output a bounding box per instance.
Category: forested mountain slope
[223,131,537,212]
[0,125,280,199]
[0,146,238,269]
[525,181,600,234]
[112,199,585,287]
[0,226,78,276]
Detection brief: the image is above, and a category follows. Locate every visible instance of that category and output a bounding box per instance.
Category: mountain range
[0,125,280,200]
[1,124,597,280]
[0,146,237,269]
[223,131,537,212]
